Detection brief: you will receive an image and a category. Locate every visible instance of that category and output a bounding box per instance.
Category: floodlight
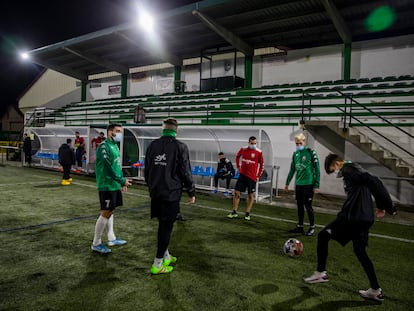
[138,10,154,32]
[20,52,30,60]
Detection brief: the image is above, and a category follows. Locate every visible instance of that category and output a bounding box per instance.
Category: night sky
[0,0,198,118]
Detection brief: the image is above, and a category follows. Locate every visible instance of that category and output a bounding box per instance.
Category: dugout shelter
[27,125,274,200]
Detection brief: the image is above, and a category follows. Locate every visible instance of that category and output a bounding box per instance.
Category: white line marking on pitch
[187,203,414,244]
[6,176,412,244]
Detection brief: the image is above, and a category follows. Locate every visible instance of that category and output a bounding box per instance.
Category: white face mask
[336,170,343,178]
[113,132,122,142]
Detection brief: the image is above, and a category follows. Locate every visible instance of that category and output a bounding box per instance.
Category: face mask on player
[113,132,122,142]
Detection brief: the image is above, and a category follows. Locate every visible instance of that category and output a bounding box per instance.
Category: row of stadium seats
[33,152,59,160]
[192,165,239,179]
[33,74,414,127]
[62,75,414,112]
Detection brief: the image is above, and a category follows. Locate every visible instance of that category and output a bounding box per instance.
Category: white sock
[92,215,109,246]
[153,257,163,268]
[107,215,116,241]
[164,249,170,260]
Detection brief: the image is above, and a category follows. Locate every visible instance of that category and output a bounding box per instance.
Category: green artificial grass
[0,165,413,311]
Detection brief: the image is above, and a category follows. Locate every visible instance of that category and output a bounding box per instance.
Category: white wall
[129,68,174,96]
[182,66,201,92]
[19,69,80,113]
[89,76,122,100]
[352,34,414,78]
[88,69,176,100]
[261,45,343,86]
[82,35,414,100]
[200,54,245,79]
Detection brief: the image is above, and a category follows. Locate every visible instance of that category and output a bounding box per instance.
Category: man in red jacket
[227,136,264,221]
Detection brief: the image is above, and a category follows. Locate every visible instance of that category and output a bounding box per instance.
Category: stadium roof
[25,0,414,81]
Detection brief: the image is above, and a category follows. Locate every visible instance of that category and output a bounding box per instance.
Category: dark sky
[0,0,198,117]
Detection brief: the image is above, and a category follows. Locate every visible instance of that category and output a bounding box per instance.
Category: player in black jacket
[58,139,75,185]
[212,152,234,196]
[304,153,397,302]
[145,118,195,274]
[22,133,32,166]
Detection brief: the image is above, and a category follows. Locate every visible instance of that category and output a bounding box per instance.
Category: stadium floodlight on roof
[19,51,30,60]
[137,8,154,32]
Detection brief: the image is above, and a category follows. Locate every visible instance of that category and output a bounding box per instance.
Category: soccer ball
[283,238,303,257]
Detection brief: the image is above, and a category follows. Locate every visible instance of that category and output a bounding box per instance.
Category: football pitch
[0,164,413,311]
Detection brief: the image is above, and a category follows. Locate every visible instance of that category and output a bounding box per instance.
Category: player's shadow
[153,274,186,311]
[252,283,279,295]
[270,286,379,310]
[77,252,118,287]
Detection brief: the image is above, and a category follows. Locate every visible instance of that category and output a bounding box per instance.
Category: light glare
[20,52,30,60]
[138,10,154,31]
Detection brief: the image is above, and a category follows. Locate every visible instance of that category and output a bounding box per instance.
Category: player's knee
[318,229,330,241]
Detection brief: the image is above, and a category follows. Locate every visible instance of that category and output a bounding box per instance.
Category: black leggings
[295,185,314,226]
[156,217,176,258]
[317,229,380,289]
[62,165,71,179]
[214,173,232,189]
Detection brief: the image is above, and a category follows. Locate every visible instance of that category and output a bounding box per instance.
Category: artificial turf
[0,164,413,311]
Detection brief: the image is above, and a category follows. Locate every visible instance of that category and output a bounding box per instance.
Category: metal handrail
[333,88,414,139]
[301,90,414,159]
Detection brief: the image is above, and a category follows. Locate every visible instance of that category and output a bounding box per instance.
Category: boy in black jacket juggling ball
[304,153,397,302]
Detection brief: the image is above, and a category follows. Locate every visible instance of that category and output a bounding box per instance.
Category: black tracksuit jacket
[58,144,75,166]
[337,162,396,224]
[145,136,195,202]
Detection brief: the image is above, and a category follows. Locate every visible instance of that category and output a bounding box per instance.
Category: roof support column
[81,81,87,102]
[121,74,128,98]
[343,43,351,81]
[174,65,181,81]
[174,65,185,93]
[244,55,253,88]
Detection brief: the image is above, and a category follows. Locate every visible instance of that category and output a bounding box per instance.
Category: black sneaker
[305,227,315,236]
[288,226,305,234]
[176,213,186,221]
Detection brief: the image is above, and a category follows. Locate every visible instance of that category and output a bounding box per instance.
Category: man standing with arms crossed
[227,136,264,221]
[91,124,132,254]
[145,118,195,274]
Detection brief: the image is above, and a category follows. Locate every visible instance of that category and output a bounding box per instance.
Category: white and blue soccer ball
[283,238,304,257]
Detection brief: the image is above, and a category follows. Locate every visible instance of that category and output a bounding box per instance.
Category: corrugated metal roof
[25,0,414,81]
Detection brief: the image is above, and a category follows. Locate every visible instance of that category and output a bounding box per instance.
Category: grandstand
[25,75,414,127]
[17,0,414,206]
